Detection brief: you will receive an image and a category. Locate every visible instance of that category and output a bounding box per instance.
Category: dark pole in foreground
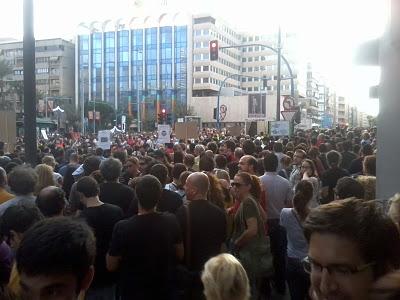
[23,0,37,166]
[276,27,282,121]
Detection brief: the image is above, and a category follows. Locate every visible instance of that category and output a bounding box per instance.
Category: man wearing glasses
[302,198,400,300]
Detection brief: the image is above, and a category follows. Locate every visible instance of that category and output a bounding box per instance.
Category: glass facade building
[77,23,188,128]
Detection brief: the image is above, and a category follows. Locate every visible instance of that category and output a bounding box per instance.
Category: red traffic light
[210,40,219,61]
[161,109,166,114]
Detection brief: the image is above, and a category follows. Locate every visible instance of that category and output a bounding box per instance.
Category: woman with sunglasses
[231,172,270,299]
[300,159,320,208]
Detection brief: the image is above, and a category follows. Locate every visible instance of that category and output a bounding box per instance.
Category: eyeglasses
[302,256,375,278]
[231,182,245,187]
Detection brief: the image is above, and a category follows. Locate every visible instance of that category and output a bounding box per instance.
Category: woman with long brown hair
[231,172,272,299]
[280,180,313,300]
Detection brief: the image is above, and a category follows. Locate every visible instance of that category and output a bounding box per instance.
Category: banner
[97,130,111,150]
[269,121,290,136]
[248,94,266,118]
[157,125,171,144]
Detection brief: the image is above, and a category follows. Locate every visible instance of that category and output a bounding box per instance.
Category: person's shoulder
[163,189,182,200]
[103,203,124,213]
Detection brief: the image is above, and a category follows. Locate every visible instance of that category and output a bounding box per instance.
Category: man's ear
[9,230,23,250]
[80,265,94,292]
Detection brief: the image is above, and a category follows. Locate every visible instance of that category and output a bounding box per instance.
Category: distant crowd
[1,125,399,300]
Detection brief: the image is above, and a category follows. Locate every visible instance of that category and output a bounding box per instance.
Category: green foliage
[85,101,115,130]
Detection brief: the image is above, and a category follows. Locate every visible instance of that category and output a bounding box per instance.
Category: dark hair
[184,154,195,168]
[235,172,262,201]
[16,217,96,291]
[224,140,236,153]
[172,163,187,180]
[304,198,400,278]
[214,154,227,170]
[0,204,43,241]
[100,157,122,181]
[135,175,162,210]
[273,142,284,153]
[36,187,66,217]
[199,154,215,172]
[76,176,99,198]
[113,151,127,164]
[173,151,184,164]
[242,140,256,155]
[293,180,313,220]
[319,143,328,153]
[256,158,265,176]
[95,148,104,156]
[207,142,218,154]
[246,156,258,172]
[342,140,353,152]
[263,153,278,172]
[361,144,374,156]
[335,177,365,199]
[8,166,38,195]
[149,164,169,186]
[5,162,18,174]
[308,147,319,159]
[326,150,342,167]
[363,155,376,176]
[83,156,101,176]
[302,158,318,177]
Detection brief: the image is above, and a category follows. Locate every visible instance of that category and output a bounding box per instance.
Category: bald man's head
[36,186,66,218]
[185,172,209,201]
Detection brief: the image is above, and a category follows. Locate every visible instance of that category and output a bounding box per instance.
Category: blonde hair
[388,193,400,228]
[201,254,250,300]
[35,164,56,195]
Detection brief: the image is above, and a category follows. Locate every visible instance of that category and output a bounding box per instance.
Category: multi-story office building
[76,14,190,129]
[337,96,348,125]
[192,15,242,97]
[0,38,75,112]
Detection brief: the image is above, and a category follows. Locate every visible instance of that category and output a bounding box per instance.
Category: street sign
[282,96,296,110]
[281,110,297,121]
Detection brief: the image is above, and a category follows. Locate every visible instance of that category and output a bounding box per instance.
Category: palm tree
[0,59,12,110]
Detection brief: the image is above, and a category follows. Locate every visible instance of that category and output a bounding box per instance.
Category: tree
[8,81,24,112]
[85,101,115,130]
[0,59,12,110]
[174,101,194,118]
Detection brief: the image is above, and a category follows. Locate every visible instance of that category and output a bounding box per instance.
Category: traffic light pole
[23,0,37,166]
[276,27,282,121]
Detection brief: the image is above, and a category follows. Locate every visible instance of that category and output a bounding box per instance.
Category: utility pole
[276,27,282,121]
[23,0,37,166]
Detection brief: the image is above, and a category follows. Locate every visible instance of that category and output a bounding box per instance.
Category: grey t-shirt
[280,208,308,260]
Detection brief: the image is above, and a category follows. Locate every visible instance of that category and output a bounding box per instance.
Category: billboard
[248,94,266,119]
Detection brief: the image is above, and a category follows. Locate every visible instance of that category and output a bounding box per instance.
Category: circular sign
[161,130,167,136]
[283,96,295,110]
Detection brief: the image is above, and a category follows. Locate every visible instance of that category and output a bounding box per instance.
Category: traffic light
[158,108,167,124]
[213,107,217,120]
[210,40,219,61]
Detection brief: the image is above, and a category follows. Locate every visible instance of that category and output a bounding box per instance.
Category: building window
[254,66,259,71]
[248,47,253,52]
[195,66,201,72]
[195,78,201,84]
[248,87,253,91]
[255,57,259,61]
[255,36,260,41]
[254,87,259,91]
[203,29,209,35]
[249,37,253,42]
[195,42,201,48]
[242,67,246,72]
[255,46,259,51]
[241,77,246,82]
[242,57,246,62]
[195,30,201,36]
[203,77,209,83]
[248,57,253,62]
[261,56,265,61]
[203,65,209,71]
[248,67,253,72]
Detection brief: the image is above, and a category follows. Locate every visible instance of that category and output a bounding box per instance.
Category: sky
[0,0,390,115]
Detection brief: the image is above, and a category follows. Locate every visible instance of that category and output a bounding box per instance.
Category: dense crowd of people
[0,125,399,300]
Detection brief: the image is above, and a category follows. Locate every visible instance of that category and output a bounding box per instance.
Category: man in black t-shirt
[107,175,183,300]
[321,151,350,204]
[176,172,226,299]
[76,176,123,299]
[150,164,183,214]
[99,157,138,217]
